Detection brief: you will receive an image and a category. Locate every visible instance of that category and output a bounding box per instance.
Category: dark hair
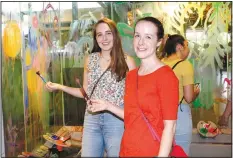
[163,34,185,57]
[91,18,128,82]
[134,16,164,40]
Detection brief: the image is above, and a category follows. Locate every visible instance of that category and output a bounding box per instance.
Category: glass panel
[1,2,232,157]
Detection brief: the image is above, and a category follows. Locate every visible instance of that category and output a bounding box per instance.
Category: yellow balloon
[3,20,22,58]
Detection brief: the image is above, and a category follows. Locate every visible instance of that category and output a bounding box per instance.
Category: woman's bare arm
[158,120,176,157]
[183,84,200,103]
[45,56,90,99]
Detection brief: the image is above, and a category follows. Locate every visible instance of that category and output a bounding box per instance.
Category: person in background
[161,34,200,156]
[45,18,136,157]
[88,17,179,157]
[218,91,232,128]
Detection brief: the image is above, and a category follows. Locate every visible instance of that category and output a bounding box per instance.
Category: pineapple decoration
[3,20,22,58]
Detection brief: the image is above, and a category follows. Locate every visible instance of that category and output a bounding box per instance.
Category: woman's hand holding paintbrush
[36,71,58,92]
[36,71,61,92]
[45,82,62,92]
[45,80,85,99]
[43,73,89,100]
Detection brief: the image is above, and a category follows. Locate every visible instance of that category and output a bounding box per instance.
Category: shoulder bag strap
[172,60,184,70]
[172,60,184,109]
[89,67,110,99]
[136,68,176,145]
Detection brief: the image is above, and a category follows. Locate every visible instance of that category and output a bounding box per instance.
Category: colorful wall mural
[1,2,232,157]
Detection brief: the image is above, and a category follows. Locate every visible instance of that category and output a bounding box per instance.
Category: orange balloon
[3,20,22,58]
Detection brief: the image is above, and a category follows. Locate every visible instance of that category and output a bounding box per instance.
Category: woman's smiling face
[96,23,114,52]
[133,20,161,60]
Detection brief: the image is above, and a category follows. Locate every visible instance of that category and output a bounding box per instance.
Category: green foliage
[2,59,24,123]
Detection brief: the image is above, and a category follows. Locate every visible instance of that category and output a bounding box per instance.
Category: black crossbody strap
[172,60,184,70]
[172,60,184,111]
[89,67,110,99]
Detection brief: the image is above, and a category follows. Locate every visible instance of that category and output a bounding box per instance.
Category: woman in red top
[88,17,179,157]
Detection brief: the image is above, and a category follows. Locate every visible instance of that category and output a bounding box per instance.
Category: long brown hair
[91,18,128,82]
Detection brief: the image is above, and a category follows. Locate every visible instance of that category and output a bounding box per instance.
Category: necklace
[100,54,111,62]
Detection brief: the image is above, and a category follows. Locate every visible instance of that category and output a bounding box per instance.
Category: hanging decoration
[3,20,22,58]
[41,2,59,47]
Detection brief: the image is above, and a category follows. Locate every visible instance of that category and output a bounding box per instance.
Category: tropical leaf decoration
[117,23,133,38]
[113,2,132,23]
[192,2,231,109]
[166,2,231,109]
[165,2,231,75]
[169,2,206,36]
[136,2,231,109]
[138,2,177,34]
[198,2,231,75]
[142,13,152,17]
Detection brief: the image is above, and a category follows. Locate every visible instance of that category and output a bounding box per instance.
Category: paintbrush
[36,71,47,83]
[75,78,92,105]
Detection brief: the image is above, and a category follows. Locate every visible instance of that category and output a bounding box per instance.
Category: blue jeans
[81,106,124,157]
[175,103,192,156]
